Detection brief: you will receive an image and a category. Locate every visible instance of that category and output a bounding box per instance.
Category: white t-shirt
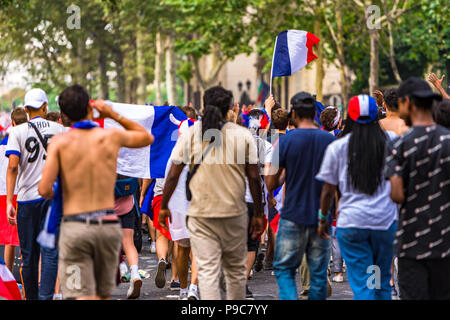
[6,117,65,202]
[245,135,272,219]
[315,134,398,230]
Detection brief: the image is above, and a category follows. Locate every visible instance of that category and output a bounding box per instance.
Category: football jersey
[5,117,65,202]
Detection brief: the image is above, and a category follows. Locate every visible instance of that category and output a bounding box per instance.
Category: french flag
[0,258,22,300]
[99,103,187,179]
[271,30,320,78]
[0,136,19,247]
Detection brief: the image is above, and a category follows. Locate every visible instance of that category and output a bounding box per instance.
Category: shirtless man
[374,89,409,136]
[38,85,153,300]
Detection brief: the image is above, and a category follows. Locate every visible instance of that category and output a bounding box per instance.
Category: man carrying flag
[38,85,153,300]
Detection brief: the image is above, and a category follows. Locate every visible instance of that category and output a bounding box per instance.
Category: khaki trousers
[187,214,248,300]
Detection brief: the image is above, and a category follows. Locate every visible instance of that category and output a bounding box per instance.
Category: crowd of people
[0,71,449,301]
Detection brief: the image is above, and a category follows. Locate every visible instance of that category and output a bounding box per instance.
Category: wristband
[318,209,329,221]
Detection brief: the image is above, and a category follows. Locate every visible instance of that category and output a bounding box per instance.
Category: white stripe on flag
[0,264,16,282]
[104,103,155,178]
[287,30,308,76]
[358,95,370,117]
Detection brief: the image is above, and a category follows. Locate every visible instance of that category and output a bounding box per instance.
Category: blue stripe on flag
[149,106,187,178]
[272,31,291,78]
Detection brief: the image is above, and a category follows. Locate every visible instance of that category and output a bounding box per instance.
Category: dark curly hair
[320,107,339,131]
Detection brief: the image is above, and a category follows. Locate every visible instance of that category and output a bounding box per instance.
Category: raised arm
[427,73,449,99]
[91,100,154,148]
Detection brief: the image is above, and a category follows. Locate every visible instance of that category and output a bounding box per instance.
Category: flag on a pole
[0,258,22,300]
[271,30,320,79]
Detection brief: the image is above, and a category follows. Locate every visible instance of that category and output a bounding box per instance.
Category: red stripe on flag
[94,119,104,128]
[306,32,320,63]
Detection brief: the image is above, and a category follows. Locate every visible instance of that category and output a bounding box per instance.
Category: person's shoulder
[327,133,349,152]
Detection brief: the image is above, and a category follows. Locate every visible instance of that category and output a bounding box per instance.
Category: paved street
[112,235,356,300]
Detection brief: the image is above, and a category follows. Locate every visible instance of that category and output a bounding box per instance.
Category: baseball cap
[397,77,442,101]
[24,88,48,109]
[348,94,378,124]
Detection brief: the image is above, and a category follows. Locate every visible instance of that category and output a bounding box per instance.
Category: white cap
[24,88,48,109]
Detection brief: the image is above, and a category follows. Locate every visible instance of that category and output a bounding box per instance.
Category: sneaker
[139,269,150,279]
[299,290,309,300]
[155,258,167,288]
[150,242,156,254]
[121,273,131,283]
[245,285,254,299]
[332,274,344,283]
[179,291,188,300]
[391,285,398,297]
[53,293,63,300]
[127,275,142,299]
[119,262,129,282]
[263,260,273,270]
[248,269,253,280]
[188,287,199,300]
[170,280,181,291]
[254,252,264,272]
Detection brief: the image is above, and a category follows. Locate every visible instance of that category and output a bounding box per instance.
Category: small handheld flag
[270,30,320,95]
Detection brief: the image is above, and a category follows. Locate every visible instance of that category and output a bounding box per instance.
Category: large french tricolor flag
[0,258,22,300]
[100,103,187,179]
[0,136,19,247]
[271,30,320,78]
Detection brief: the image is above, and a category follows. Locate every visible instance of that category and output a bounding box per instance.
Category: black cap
[397,77,442,101]
[290,91,315,108]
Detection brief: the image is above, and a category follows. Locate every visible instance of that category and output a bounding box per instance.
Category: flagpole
[269,34,278,97]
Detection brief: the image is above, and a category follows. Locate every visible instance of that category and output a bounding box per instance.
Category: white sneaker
[150,242,156,254]
[127,275,142,299]
[53,293,63,300]
[332,274,344,283]
[179,291,188,300]
[188,287,199,300]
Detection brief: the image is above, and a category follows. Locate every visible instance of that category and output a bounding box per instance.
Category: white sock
[119,262,128,275]
[189,284,198,292]
[130,265,139,278]
[180,287,188,295]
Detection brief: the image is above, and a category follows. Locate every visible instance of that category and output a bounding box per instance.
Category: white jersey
[6,117,65,202]
[245,135,272,219]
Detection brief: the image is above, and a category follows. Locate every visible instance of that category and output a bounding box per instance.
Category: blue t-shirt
[272,128,336,226]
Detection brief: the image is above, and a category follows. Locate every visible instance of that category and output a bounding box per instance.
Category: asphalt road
[111,235,357,301]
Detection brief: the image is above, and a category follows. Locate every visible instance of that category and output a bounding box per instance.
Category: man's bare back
[53,128,122,215]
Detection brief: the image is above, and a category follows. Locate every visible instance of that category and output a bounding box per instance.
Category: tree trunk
[314,19,324,102]
[387,19,402,83]
[114,48,126,102]
[369,29,380,95]
[75,37,86,86]
[136,29,147,104]
[154,32,164,105]
[165,34,178,105]
[98,49,109,100]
